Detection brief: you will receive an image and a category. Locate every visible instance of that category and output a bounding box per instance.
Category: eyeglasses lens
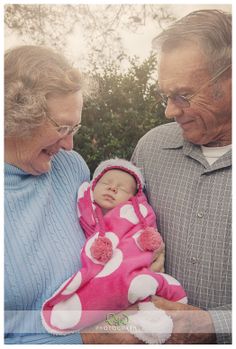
[173,95,190,108]
[158,94,190,109]
[58,124,81,136]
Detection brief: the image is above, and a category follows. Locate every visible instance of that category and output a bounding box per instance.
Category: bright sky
[4,3,232,70]
[122,4,231,59]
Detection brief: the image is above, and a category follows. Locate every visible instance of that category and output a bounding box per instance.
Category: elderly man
[132,9,231,344]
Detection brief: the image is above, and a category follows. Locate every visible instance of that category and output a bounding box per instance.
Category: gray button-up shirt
[132,122,231,343]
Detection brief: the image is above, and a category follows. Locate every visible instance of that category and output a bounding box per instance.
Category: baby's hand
[150,243,165,273]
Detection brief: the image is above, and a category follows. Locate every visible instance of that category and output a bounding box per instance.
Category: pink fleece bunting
[41,182,187,335]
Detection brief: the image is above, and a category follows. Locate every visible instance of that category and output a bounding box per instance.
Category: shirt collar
[160,124,231,170]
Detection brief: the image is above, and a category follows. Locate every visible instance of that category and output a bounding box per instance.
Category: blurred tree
[4,4,176,67]
[74,54,169,174]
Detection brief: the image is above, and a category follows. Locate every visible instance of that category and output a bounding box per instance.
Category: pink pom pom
[90,236,113,263]
[138,227,163,251]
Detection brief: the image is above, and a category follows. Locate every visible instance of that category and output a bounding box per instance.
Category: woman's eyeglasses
[157,64,231,109]
[47,114,81,137]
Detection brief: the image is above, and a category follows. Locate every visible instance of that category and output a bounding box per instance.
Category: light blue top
[4,150,90,344]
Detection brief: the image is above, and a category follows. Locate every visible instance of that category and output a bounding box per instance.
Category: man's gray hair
[152,10,231,73]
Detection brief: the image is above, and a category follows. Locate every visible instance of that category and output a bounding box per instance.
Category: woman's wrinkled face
[8,91,83,175]
[93,169,137,213]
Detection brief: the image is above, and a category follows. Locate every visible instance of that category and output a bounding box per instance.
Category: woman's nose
[58,134,74,151]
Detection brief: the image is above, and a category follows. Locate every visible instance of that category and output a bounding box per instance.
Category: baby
[42,159,187,342]
[94,167,137,214]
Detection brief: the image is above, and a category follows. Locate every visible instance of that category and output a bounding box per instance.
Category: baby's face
[93,169,137,213]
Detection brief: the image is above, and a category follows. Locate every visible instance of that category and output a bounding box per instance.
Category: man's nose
[165,99,183,119]
[58,134,74,151]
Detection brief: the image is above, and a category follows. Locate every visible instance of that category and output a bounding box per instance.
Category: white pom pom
[127,302,173,344]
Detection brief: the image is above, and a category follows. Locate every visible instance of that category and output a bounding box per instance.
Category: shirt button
[191,257,198,264]
[197,212,204,218]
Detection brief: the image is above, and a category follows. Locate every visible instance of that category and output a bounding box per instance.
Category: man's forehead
[158,49,208,89]
[159,41,206,69]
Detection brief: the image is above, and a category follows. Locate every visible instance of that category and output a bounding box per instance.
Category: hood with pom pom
[91,158,145,193]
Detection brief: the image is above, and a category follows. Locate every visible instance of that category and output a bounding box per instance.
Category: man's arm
[80,297,215,344]
[209,304,232,344]
[151,296,231,344]
[80,305,143,344]
[79,297,231,344]
[81,331,143,344]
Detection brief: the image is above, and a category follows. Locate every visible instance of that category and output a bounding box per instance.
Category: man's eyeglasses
[47,114,82,137]
[157,64,231,109]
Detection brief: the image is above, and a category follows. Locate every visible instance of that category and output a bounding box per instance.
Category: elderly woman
[5,45,165,344]
[4,45,90,344]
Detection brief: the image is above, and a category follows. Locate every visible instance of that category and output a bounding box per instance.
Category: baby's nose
[108,185,118,193]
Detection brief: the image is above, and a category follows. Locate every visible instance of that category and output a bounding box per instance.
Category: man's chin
[182,131,201,145]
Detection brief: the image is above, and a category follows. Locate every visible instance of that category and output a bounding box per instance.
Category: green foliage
[74,54,169,174]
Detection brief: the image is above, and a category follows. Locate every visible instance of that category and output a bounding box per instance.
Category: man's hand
[150,244,165,272]
[151,296,216,344]
[81,330,143,344]
[80,304,143,344]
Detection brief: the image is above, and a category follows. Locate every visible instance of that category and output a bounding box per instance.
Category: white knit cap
[91,158,145,192]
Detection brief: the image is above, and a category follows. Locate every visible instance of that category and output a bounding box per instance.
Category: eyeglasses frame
[46,114,82,136]
[158,64,232,109]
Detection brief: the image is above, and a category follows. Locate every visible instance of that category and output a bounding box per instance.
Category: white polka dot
[95,249,123,278]
[177,296,188,304]
[50,276,73,297]
[77,182,90,200]
[132,230,144,250]
[50,294,82,330]
[120,204,138,224]
[128,274,159,304]
[85,233,104,265]
[139,204,148,218]
[129,302,173,344]
[105,232,119,248]
[158,273,181,286]
[61,272,82,295]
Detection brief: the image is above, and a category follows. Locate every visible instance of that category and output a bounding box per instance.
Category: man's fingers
[151,296,178,309]
[151,296,197,311]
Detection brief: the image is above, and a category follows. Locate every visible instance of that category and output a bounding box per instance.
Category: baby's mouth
[103,194,115,201]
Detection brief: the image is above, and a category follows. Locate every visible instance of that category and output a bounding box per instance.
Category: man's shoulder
[139,122,183,147]
[145,122,181,138]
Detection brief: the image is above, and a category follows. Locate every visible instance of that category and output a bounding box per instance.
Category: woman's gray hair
[5,45,83,137]
[152,10,231,74]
